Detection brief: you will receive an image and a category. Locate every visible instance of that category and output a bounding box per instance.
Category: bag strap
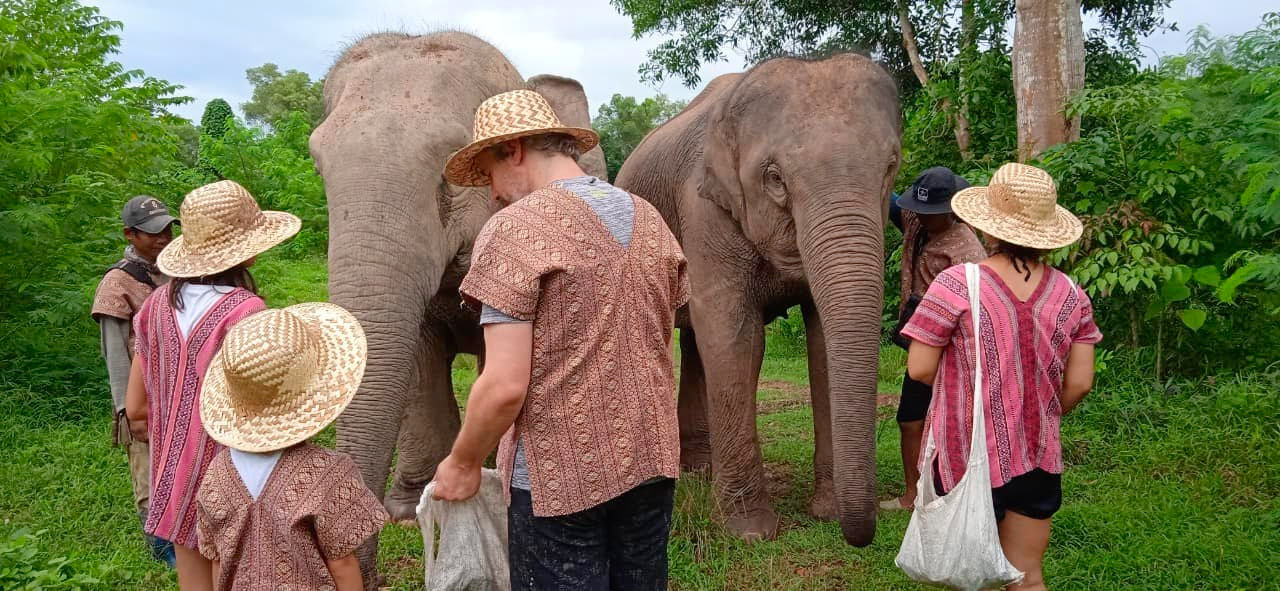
[109,260,156,289]
[964,263,989,463]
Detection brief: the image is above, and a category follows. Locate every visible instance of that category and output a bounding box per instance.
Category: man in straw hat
[91,194,178,567]
[196,303,388,591]
[431,88,690,589]
[901,162,1100,590]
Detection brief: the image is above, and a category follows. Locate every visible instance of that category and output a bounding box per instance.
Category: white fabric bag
[417,468,511,591]
[895,263,1024,590]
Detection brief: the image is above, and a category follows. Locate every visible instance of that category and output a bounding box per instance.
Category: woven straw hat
[951,163,1083,250]
[157,180,301,277]
[444,89,599,187]
[201,303,367,453]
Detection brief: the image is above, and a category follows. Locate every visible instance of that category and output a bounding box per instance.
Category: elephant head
[309,30,524,557]
[527,74,608,179]
[698,54,902,545]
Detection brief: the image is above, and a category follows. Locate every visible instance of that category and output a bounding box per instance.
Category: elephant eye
[763,163,787,205]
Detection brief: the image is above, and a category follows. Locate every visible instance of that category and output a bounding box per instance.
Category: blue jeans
[508,479,675,591]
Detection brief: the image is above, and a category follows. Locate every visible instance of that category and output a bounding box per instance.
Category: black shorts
[933,465,1063,521]
[897,370,933,423]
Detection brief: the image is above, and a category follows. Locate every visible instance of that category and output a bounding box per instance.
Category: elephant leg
[692,291,777,541]
[803,302,838,521]
[386,342,460,523]
[677,328,712,473]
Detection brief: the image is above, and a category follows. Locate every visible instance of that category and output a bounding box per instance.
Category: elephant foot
[384,484,425,525]
[723,507,780,542]
[808,487,838,521]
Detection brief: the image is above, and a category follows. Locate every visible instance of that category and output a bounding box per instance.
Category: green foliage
[1037,13,1280,373]
[0,529,114,590]
[593,93,686,180]
[199,98,233,139]
[241,63,324,130]
[0,0,198,394]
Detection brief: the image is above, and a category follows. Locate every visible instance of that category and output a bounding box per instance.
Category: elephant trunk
[795,188,885,547]
[326,171,441,502]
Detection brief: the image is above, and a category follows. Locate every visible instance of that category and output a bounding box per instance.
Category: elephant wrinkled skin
[614,53,902,546]
[309,31,605,584]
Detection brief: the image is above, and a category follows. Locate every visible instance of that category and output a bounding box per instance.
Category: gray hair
[486,132,581,162]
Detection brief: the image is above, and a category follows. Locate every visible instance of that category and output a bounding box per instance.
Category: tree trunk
[897,0,973,160]
[955,0,975,161]
[1013,0,1085,162]
[897,0,930,86]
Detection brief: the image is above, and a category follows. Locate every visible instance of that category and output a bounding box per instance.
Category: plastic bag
[417,469,510,591]
[895,263,1024,590]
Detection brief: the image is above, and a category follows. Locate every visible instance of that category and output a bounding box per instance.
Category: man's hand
[129,417,148,443]
[431,454,481,502]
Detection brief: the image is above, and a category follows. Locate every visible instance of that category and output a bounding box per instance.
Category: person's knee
[898,419,924,436]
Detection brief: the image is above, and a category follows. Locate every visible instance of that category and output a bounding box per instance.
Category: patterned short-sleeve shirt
[901,264,1102,492]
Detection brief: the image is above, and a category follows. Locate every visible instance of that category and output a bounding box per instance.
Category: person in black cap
[882,167,986,511]
[90,194,178,566]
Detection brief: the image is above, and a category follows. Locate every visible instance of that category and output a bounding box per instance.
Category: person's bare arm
[432,322,533,501]
[907,340,944,386]
[211,560,220,582]
[124,356,148,442]
[1060,342,1096,414]
[325,554,363,591]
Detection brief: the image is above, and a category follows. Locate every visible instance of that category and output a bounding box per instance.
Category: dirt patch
[760,380,808,396]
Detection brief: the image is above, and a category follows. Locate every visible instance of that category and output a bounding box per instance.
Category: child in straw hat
[195,303,387,591]
[124,180,299,589]
[900,163,1102,590]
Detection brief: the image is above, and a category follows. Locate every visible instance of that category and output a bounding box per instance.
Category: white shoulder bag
[895,263,1024,590]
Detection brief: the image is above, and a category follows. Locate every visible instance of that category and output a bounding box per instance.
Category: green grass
[2,259,1278,589]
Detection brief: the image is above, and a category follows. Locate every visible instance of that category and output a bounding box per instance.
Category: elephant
[613,52,902,546]
[309,30,606,579]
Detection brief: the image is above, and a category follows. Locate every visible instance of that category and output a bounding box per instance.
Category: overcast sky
[88,0,1274,123]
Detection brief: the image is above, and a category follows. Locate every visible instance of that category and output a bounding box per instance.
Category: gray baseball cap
[122,195,179,233]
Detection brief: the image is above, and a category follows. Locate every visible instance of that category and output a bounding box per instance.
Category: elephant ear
[697,93,746,222]
[527,74,609,180]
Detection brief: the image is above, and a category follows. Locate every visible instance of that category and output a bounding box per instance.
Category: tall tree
[593,93,687,180]
[241,63,323,129]
[1013,0,1084,161]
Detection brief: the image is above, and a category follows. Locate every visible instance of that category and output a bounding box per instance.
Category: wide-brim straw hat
[951,162,1083,250]
[158,180,301,277]
[444,89,599,187]
[201,303,367,453]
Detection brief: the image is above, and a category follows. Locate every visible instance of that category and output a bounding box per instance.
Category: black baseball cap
[898,166,971,215]
[122,195,179,233]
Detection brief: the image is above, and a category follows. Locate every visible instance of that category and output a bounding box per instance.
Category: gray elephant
[613,53,901,545]
[309,31,606,579]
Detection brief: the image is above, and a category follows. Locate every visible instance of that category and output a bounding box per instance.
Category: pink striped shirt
[901,264,1102,492]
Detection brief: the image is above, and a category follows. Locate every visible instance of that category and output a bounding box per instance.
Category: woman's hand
[124,356,149,441]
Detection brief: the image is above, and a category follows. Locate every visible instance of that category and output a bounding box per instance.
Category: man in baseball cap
[90,194,179,567]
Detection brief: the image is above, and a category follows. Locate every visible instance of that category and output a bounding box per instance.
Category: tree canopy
[592,93,687,180]
[241,63,324,129]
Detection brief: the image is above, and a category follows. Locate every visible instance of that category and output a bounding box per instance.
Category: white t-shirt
[175,284,236,338]
[228,448,283,500]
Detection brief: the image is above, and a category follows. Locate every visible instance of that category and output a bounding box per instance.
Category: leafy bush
[1038,13,1280,374]
[0,529,115,590]
[0,0,196,394]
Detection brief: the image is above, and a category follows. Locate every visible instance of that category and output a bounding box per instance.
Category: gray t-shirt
[479,176,635,490]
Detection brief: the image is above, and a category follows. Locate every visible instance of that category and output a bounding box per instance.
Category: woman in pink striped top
[902,163,1101,591]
